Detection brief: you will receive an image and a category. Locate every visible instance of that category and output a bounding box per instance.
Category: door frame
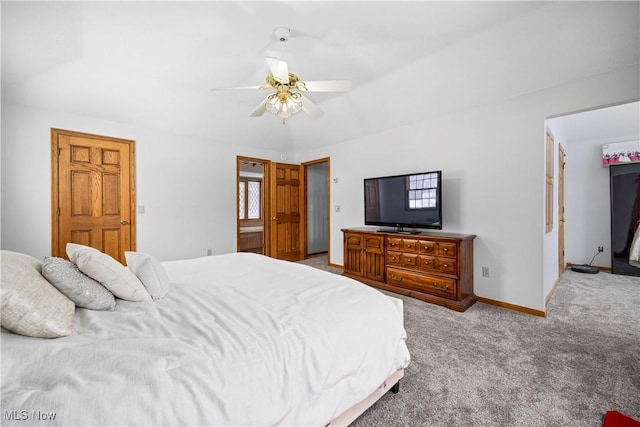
[558,143,566,275]
[302,157,331,263]
[51,128,136,260]
[236,156,271,256]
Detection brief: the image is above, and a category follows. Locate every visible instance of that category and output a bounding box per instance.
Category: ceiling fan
[214,27,351,124]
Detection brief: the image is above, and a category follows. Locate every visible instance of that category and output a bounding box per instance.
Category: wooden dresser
[342,228,476,312]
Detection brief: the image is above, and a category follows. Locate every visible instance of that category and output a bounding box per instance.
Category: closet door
[610,162,640,276]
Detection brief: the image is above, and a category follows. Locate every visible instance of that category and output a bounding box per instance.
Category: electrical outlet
[482,266,490,278]
[207,249,212,256]
[598,246,604,253]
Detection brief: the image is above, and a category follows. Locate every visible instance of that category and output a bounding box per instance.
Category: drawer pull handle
[390,275,403,282]
[424,261,429,265]
[390,243,396,246]
[443,263,448,268]
[391,257,396,260]
[433,283,449,291]
[443,248,448,252]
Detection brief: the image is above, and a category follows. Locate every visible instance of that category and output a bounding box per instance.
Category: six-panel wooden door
[52,129,135,264]
[269,163,304,261]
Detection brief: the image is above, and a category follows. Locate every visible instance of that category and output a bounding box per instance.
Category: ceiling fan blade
[265,57,289,84]
[250,96,270,117]
[298,93,323,118]
[299,80,351,92]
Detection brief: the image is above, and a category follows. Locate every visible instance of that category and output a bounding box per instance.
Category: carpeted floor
[297,256,640,426]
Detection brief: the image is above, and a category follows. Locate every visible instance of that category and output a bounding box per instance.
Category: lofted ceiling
[2,1,638,153]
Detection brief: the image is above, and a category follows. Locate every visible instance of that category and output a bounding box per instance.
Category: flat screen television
[364,170,442,232]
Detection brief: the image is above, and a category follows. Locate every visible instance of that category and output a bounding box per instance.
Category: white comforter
[1,253,410,426]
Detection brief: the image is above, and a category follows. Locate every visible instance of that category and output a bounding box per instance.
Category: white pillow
[1,251,75,338]
[125,252,169,300]
[66,244,151,302]
[42,257,116,311]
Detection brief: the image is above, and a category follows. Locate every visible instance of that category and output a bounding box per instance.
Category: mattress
[1,252,410,426]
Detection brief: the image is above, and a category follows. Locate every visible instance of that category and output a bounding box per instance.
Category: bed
[1,250,410,426]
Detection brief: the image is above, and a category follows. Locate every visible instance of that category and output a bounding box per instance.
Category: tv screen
[364,171,442,231]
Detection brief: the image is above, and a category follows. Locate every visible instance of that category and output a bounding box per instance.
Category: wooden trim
[51,130,60,257]
[329,262,344,270]
[476,296,546,317]
[545,128,555,234]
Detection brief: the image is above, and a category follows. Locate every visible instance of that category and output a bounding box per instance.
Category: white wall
[1,103,292,262]
[297,65,639,312]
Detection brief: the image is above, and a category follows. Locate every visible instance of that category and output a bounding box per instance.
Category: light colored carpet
[296,256,640,426]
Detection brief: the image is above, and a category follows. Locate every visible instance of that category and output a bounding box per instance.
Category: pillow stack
[1,244,170,339]
[66,244,152,302]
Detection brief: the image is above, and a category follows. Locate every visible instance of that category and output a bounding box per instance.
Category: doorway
[304,159,330,258]
[237,157,269,255]
[236,156,330,264]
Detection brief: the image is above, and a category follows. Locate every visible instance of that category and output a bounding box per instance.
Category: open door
[269,163,305,261]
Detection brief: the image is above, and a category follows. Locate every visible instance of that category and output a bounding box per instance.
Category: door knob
[272,217,278,221]
[120,220,128,225]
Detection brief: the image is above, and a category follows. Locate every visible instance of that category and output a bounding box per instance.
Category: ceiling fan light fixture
[266,92,302,122]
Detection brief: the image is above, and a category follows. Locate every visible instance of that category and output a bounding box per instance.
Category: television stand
[342,228,476,312]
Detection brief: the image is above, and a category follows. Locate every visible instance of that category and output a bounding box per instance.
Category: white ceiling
[2,1,639,153]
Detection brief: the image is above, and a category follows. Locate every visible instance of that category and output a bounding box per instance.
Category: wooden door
[52,129,135,264]
[269,163,304,261]
[558,144,566,275]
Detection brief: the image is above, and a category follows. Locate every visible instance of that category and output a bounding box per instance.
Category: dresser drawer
[401,239,419,253]
[416,255,457,274]
[387,238,402,251]
[436,258,457,274]
[387,251,402,265]
[387,267,457,299]
[418,240,457,258]
[418,240,437,254]
[436,242,457,257]
[417,255,437,273]
[401,253,418,268]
